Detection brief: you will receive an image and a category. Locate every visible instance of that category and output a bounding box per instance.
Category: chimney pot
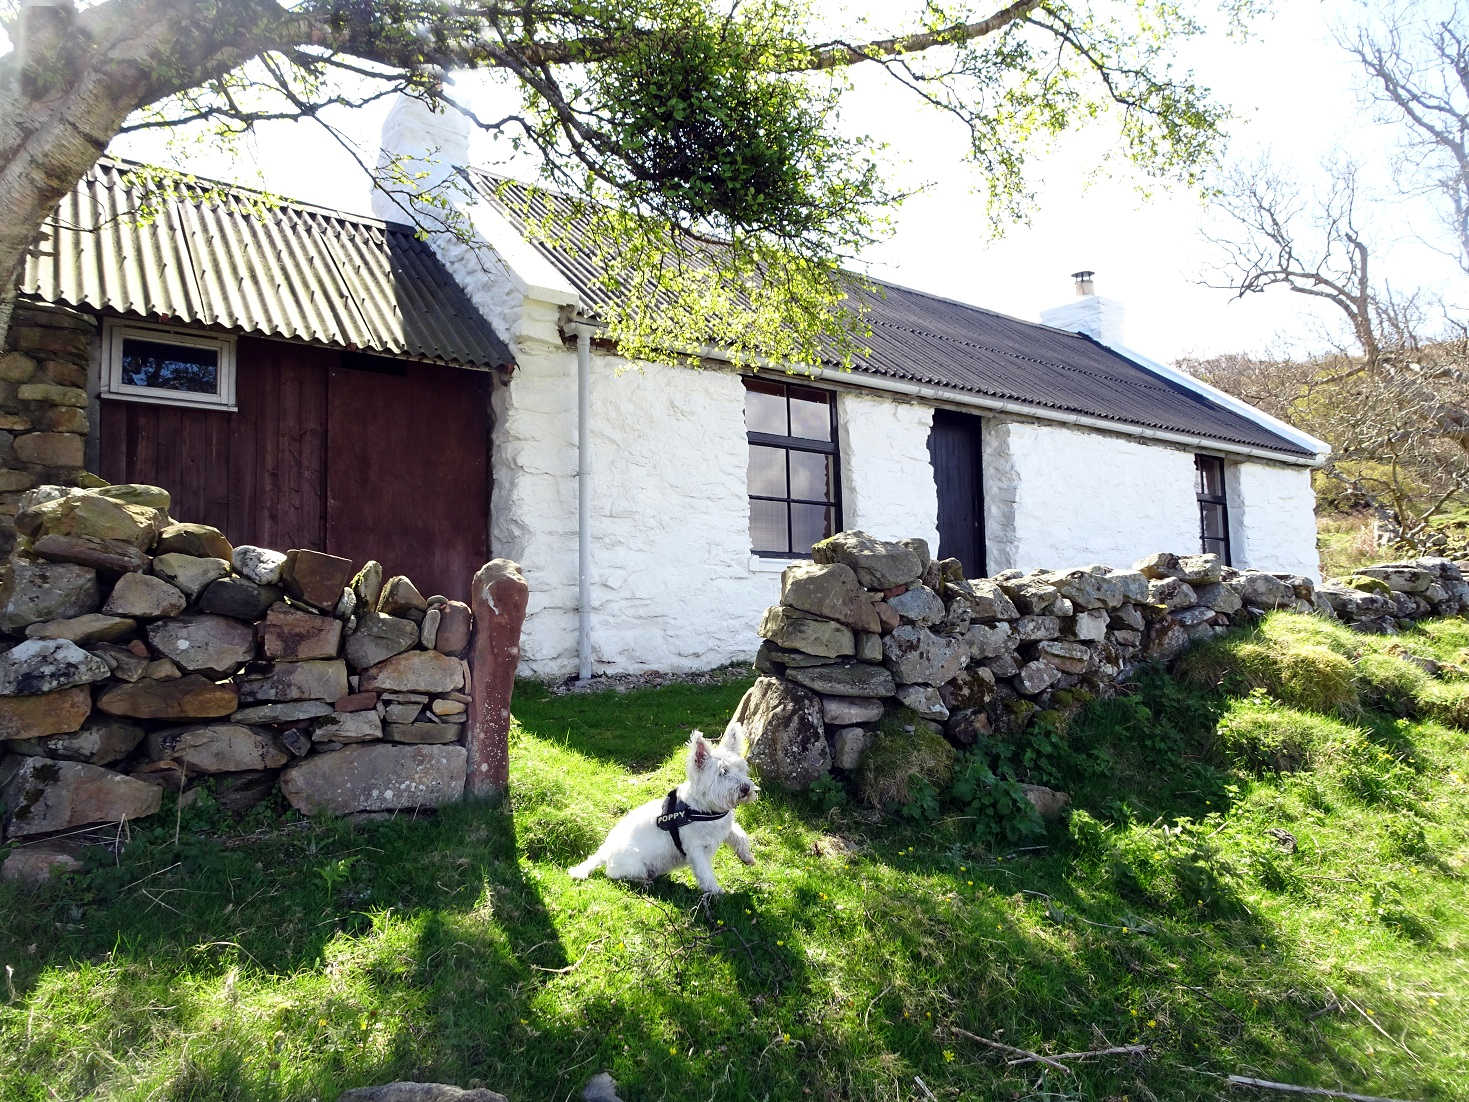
[1072,270,1096,297]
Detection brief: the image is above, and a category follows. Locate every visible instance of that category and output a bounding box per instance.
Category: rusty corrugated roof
[22,158,512,370]
[469,171,1314,459]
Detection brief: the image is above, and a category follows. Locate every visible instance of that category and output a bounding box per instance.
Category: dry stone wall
[737,529,1469,796]
[0,482,484,842]
[0,305,98,555]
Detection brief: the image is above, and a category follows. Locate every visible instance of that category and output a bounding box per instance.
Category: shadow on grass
[0,797,570,1100]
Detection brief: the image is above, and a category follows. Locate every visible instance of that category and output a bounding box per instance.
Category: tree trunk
[0,0,308,335]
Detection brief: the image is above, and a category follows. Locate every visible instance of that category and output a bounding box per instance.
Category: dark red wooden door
[100,338,329,551]
[100,338,490,602]
[325,357,490,601]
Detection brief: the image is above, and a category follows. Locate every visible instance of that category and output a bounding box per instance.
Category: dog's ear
[719,721,746,756]
[689,730,711,769]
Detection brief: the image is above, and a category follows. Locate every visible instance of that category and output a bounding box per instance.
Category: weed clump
[856,709,956,809]
[1256,611,1359,657]
[1178,615,1360,719]
[1423,681,1469,730]
[1354,653,1430,717]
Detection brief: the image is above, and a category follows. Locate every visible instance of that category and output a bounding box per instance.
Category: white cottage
[367,98,1326,679]
[9,96,1327,680]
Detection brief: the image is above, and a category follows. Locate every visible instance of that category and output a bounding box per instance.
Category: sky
[108,1,1469,365]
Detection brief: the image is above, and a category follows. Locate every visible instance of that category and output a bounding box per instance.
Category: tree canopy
[0,0,1250,359]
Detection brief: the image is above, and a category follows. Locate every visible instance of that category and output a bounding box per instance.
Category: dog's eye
[719,765,728,776]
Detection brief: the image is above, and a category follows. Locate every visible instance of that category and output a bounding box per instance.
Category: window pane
[1203,537,1228,560]
[787,386,832,441]
[120,338,219,394]
[750,499,788,553]
[748,445,787,497]
[788,449,835,502]
[744,379,787,435]
[791,503,835,555]
[1201,502,1228,540]
[1196,456,1224,497]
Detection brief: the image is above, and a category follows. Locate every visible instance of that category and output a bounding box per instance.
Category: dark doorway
[100,337,491,601]
[929,409,986,576]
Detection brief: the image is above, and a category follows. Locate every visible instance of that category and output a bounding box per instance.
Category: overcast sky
[110,1,1469,365]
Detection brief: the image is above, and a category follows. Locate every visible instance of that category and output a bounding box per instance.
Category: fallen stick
[1226,1075,1423,1102]
[1007,1044,1148,1066]
[949,1026,1072,1074]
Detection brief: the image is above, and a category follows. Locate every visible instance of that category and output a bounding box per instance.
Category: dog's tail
[567,845,607,880]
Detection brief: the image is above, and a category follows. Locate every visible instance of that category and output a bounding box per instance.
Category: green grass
[1317,511,1380,578]
[3,621,1469,1100]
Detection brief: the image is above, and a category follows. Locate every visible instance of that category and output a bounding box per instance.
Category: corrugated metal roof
[468,171,1313,459]
[22,159,512,370]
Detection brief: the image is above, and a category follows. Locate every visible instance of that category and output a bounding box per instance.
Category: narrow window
[103,321,236,411]
[1195,454,1231,564]
[745,378,841,556]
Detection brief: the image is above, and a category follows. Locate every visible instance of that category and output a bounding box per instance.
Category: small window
[745,378,841,556]
[103,322,236,410]
[1195,454,1231,564]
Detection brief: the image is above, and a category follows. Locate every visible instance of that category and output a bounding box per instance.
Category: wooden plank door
[99,337,328,551]
[101,339,491,603]
[929,409,986,576]
[324,357,491,602]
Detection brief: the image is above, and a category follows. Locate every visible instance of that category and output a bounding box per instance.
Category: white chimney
[1040,269,1125,348]
[372,92,472,223]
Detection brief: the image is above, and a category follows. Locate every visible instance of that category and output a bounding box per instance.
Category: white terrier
[568,727,759,894]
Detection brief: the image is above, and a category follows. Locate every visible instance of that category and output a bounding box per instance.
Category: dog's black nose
[740,783,752,797]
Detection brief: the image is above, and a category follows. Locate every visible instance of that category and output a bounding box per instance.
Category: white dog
[568,727,759,894]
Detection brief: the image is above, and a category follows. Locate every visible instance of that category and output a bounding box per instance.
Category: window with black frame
[1196,455,1231,564]
[745,378,841,556]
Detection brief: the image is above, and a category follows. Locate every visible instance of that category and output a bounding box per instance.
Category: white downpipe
[574,322,593,681]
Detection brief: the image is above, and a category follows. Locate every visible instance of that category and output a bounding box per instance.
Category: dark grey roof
[23,158,513,370]
[467,172,1314,459]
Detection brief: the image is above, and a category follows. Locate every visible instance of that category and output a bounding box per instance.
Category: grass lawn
[3,616,1469,1100]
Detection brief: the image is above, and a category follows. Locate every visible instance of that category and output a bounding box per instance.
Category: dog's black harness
[656,789,729,856]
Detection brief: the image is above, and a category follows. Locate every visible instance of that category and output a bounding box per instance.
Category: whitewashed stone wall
[488,335,580,675]
[837,391,938,550]
[493,340,958,676]
[496,355,1323,676]
[1227,461,1321,579]
[983,421,1200,571]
